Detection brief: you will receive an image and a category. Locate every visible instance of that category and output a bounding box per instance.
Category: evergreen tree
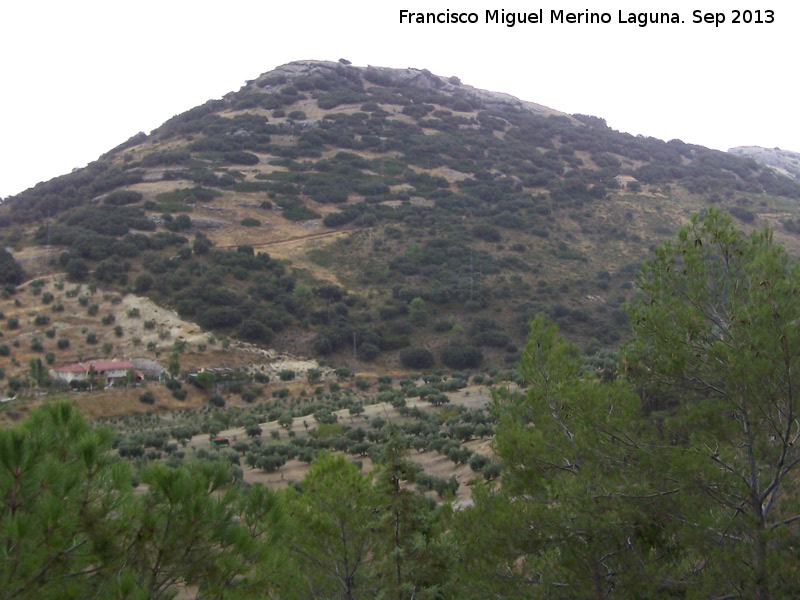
[281,453,379,599]
[372,432,455,599]
[625,208,800,599]
[455,315,678,599]
[0,401,134,599]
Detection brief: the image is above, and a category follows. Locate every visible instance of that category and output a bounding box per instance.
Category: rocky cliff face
[729,146,800,180]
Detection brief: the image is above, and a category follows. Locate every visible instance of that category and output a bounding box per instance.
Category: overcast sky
[2,1,797,199]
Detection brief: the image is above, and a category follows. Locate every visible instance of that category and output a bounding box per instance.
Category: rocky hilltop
[253,60,562,117]
[729,145,800,180]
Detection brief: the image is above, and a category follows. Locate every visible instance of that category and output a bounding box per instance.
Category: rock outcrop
[729,146,800,180]
[252,59,562,117]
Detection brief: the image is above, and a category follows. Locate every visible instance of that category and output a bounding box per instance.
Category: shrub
[358,343,380,361]
[223,151,259,165]
[472,224,502,242]
[209,393,225,407]
[57,338,70,349]
[483,462,502,481]
[428,392,450,406]
[134,274,153,294]
[400,347,435,369]
[194,371,215,390]
[66,259,89,282]
[240,218,261,227]
[139,391,156,405]
[469,453,489,472]
[7,317,18,330]
[0,248,24,285]
[440,344,484,369]
[238,320,273,342]
[279,369,296,381]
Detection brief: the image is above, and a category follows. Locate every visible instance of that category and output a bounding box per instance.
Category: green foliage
[456,316,664,598]
[0,403,134,597]
[0,248,24,285]
[278,369,296,381]
[194,370,215,390]
[471,223,501,242]
[623,208,800,597]
[245,423,262,438]
[281,453,379,598]
[440,344,483,369]
[459,213,800,598]
[399,347,434,370]
[65,258,89,281]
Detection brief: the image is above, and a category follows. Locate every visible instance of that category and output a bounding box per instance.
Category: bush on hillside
[399,347,435,370]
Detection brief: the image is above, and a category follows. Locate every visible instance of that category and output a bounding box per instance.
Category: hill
[3,59,800,395]
[3,61,800,600]
[729,145,800,180]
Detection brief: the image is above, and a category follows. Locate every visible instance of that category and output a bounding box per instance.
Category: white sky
[1,1,798,199]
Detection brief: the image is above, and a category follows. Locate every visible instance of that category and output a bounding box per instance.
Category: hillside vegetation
[3,60,800,392]
[2,61,800,599]
[4,211,800,599]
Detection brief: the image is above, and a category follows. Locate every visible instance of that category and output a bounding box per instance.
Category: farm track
[215,228,352,250]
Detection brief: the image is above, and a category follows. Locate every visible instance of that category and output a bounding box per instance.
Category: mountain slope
[729,145,800,180]
[3,59,800,385]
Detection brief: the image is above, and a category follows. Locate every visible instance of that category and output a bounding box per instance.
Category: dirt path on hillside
[215,228,352,250]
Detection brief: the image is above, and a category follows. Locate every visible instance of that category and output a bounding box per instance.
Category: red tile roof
[91,361,134,372]
[54,363,88,373]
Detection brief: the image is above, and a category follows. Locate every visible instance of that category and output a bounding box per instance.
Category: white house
[50,362,90,384]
